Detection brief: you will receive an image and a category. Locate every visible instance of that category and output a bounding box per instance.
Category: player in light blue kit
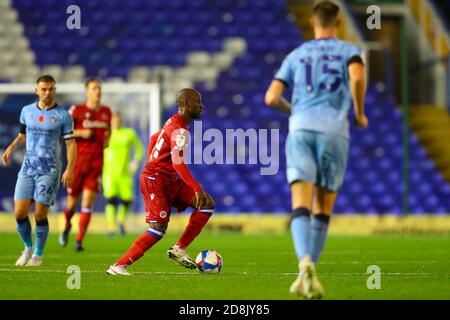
[265,1,368,299]
[1,75,77,266]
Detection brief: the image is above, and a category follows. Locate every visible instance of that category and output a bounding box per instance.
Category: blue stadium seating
[11,0,450,214]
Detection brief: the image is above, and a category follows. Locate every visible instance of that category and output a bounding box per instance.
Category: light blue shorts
[286,130,349,192]
[14,171,61,206]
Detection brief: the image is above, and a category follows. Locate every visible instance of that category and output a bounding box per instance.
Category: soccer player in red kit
[107,88,215,276]
[59,78,112,251]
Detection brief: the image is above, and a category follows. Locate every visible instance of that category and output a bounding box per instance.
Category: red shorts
[140,172,196,224]
[67,159,102,197]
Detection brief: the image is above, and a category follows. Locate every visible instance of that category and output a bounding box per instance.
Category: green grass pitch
[0,232,449,300]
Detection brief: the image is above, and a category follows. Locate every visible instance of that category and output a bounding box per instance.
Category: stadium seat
[8,0,450,214]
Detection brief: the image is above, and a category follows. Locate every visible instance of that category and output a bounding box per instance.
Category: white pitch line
[0,268,449,277]
[319,261,449,264]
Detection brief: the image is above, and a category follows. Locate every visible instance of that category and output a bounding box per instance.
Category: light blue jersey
[275,38,362,139]
[14,102,74,205]
[19,103,74,175]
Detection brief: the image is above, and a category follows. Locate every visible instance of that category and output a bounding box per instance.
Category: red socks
[77,208,91,242]
[114,209,212,267]
[176,209,213,248]
[64,207,76,230]
[116,229,163,266]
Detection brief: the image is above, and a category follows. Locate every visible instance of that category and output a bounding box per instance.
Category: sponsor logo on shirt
[82,119,109,129]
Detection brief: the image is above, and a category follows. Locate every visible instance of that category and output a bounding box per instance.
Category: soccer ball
[195,249,223,274]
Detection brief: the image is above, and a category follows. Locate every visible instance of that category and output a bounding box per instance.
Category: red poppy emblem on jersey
[38,115,45,122]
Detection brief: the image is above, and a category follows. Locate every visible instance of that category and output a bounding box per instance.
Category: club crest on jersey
[85,112,91,118]
[175,133,186,149]
[101,113,108,120]
[51,116,58,123]
[159,211,167,218]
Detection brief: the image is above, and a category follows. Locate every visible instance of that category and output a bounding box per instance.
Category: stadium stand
[2,0,449,214]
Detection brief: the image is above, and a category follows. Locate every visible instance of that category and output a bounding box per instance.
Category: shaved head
[176,88,204,121]
[176,88,201,107]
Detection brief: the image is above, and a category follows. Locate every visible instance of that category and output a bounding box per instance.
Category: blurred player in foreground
[103,112,143,236]
[265,1,368,299]
[59,78,112,251]
[1,75,76,266]
[107,88,215,276]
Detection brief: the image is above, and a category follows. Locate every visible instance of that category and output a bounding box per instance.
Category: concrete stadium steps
[409,106,450,181]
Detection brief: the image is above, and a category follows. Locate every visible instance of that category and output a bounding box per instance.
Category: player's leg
[75,189,97,251]
[117,199,131,236]
[13,173,34,266]
[108,221,167,276]
[289,181,319,298]
[104,196,118,236]
[310,188,337,264]
[103,174,119,236]
[62,162,84,242]
[26,202,50,266]
[14,199,33,266]
[107,174,168,275]
[60,194,79,247]
[286,131,317,262]
[310,133,348,264]
[117,175,134,236]
[286,131,319,298]
[75,164,102,251]
[167,180,214,269]
[303,133,348,299]
[290,181,315,261]
[27,173,60,266]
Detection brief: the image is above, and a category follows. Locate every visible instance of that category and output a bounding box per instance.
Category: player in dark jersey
[107,88,215,276]
[59,78,112,251]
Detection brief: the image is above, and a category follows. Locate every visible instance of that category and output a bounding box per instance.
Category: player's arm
[170,129,214,209]
[1,133,26,166]
[103,110,112,148]
[265,52,295,114]
[68,105,92,139]
[349,60,368,128]
[264,80,292,114]
[73,128,93,139]
[147,130,159,160]
[62,139,77,188]
[61,112,76,188]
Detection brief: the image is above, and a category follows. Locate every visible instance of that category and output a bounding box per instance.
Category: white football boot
[15,247,33,266]
[290,255,324,299]
[167,245,197,269]
[25,255,43,266]
[289,269,305,297]
[106,264,131,276]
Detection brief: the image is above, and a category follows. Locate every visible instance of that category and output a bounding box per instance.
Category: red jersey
[69,104,112,162]
[143,113,202,192]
